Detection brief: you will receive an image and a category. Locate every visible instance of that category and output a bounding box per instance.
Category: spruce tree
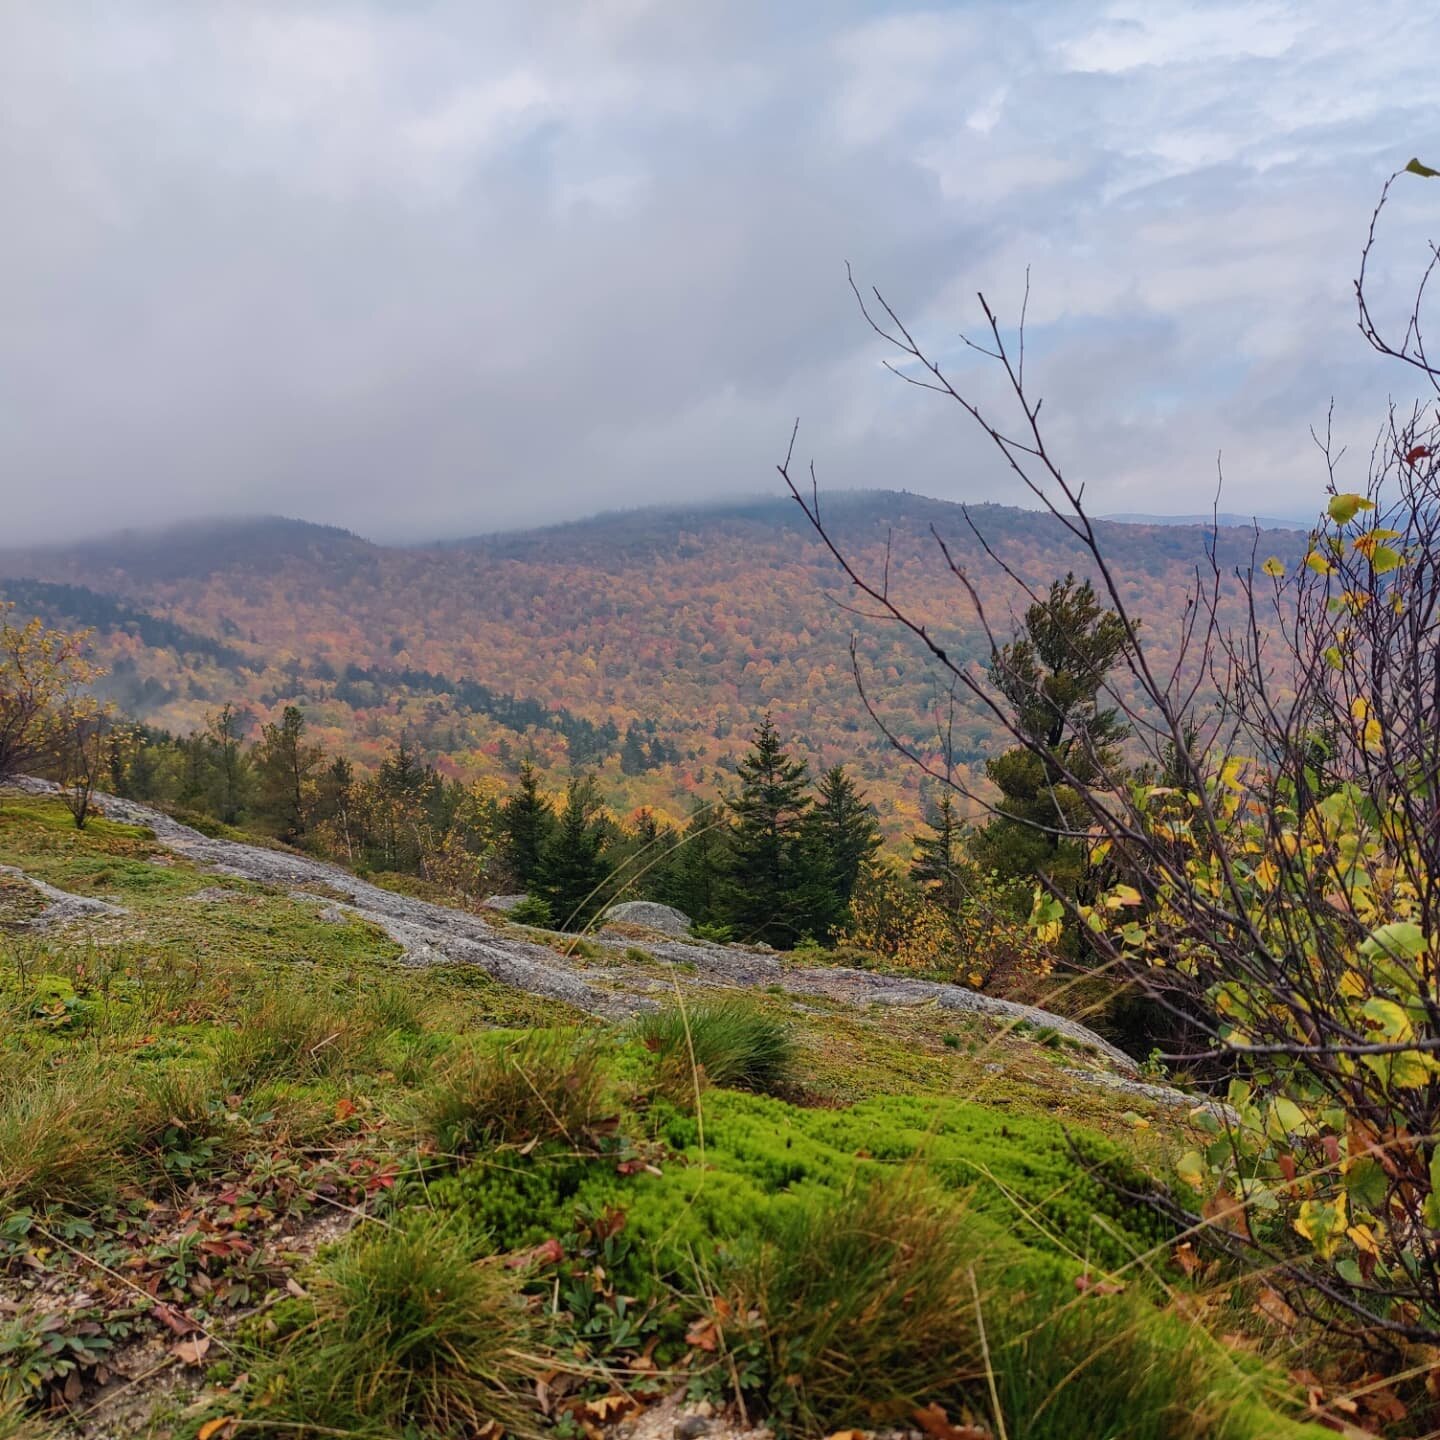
[254,705,324,841]
[536,774,614,930]
[208,703,251,825]
[970,574,1131,893]
[723,714,813,947]
[804,765,881,904]
[620,723,649,776]
[661,802,731,928]
[501,761,554,889]
[910,792,966,907]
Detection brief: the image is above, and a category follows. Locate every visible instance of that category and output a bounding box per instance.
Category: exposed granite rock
[603,900,693,936]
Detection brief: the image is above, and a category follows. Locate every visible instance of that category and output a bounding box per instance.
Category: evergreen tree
[804,765,881,908]
[208,703,251,825]
[620,723,649,776]
[536,774,613,930]
[501,761,554,889]
[379,739,426,799]
[723,715,814,947]
[254,705,324,841]
[660,802,730,927]
[910,792,966,907]
[970,574,1131,893]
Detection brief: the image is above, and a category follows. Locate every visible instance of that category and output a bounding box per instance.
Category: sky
[5,1,1440,545]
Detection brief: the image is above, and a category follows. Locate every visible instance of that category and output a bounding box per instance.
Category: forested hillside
[0,494,1302,834]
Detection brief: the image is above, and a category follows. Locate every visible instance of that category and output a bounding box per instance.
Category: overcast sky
[5,2,1440,545]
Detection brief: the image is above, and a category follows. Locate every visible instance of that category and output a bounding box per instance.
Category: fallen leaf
[153,1304,198,1336]
[173,1335,211,1367]
[198,1419,238,1440]
[1075,1273,1124,1296]
[583,1394,635,1422]
[505,1237,565,1270]
[1255,1287,1298,1328]
[912,1401,991,1440]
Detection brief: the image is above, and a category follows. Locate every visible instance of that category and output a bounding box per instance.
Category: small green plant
[1138,1047,1168,1082]
[509,895,554,928]
[632,995,795,1098]
[421,1030,612,1158]
[250,1216,541,1438]
[689,921,733,943]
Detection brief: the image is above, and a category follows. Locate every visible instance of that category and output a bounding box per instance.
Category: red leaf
[912,1401,991,1440]
[505,1237,565,1270]
[1405,445,1431,465]
[153,1304,198,1336]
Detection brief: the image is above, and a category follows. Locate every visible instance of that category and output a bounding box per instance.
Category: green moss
[428,1088,1166,1289]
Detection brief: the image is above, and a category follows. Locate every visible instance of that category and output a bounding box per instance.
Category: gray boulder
[603,900,693,936]
[480,893,529,914]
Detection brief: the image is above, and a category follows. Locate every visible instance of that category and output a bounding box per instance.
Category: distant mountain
[0,492,1303,831]
[0,515,372,586]
[1100,511,1308,531]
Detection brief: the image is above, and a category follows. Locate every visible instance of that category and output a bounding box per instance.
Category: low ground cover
[0,793,1337,1437]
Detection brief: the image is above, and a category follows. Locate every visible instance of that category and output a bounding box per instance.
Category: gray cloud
[3,0,1439,545]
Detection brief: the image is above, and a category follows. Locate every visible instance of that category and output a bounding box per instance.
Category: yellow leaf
[1261,556,1286,578]
[1176,1151,1206,1190]
[1328,493,1375,523]
[1362,997,1412,1041]
[1347,1224,1380,1257]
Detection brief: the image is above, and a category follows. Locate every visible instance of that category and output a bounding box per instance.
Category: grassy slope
[0,794,1329,1439]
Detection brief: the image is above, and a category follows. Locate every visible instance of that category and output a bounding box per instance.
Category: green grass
[0,790,1332,1439]
[249,1215,541,1439]
[421,1029,613,1158]
[632,993,797,1098]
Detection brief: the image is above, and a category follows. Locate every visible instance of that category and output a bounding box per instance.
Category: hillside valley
[0,493,1306,835]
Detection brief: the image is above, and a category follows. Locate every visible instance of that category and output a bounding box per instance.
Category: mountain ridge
[0,490,1311,832]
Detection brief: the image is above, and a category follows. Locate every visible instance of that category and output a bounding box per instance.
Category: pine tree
[620,723,649,776]
[379,739,426,798]
[804,765,882,906]
[910,792,966,907]
[723,714,813,947]
[660,802,730,927]
[536,774,613,930]
[501,761,554,889]
[208,703,251,825]
[970,574,1132,892]
[254,705,324,841]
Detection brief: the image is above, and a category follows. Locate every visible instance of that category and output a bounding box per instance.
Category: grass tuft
[722,1175,984,1433]
[215,987,380,1088]
[0,1056,131,1210]
[633,994,795,1098]
[253,1215,541,1438]
[421,1030,611,1157]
